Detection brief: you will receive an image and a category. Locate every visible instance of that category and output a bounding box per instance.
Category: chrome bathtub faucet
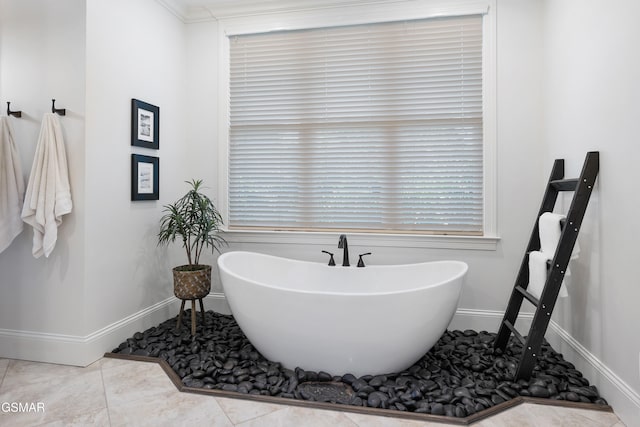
[338,234,350,267]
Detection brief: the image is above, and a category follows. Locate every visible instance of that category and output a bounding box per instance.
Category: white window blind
[228,14,483,234]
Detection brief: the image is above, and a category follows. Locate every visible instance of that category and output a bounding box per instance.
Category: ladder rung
[503,320,525,345]
[515,285,539,307]
[550,178,578,191]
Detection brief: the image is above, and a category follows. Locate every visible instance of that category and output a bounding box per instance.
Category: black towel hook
[6,102,22,118]
[51,99,66,116]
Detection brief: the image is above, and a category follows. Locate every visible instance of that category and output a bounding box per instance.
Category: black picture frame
[131,154,159,201]
[131,99,159,149]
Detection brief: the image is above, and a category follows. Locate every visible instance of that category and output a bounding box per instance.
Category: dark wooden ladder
[494,151,599,380]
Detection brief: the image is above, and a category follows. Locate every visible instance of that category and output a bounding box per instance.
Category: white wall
[541,0,640,422]
[5,4,638,424]
[197,0,546,314]
[83,0,191,335]
[183,20,222,285]
[0,0,86,336]
[0,0,546,357]
[0,0,205,364]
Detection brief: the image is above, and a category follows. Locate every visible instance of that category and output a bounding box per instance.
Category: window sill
[221,230,500,251]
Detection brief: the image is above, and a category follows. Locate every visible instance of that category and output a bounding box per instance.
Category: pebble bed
[111,311,608,419]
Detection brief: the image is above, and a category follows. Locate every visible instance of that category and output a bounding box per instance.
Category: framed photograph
[131,99,159,149]
[131,154,159,201]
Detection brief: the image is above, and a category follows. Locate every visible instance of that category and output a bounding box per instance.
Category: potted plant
[158,179,227,302]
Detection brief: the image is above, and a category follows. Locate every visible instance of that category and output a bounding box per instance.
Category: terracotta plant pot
[172,264,211,300]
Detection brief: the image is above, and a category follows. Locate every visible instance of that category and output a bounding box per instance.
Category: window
[223,9,494,237]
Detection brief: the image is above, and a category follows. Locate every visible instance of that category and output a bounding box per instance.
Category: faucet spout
[338,234,350,267]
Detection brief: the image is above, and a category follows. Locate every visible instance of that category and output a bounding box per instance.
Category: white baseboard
[204,292,232,315]
[0,297,179,366]
[452,308,640,427]
[1,299,637,426]
[448,308,533,333]
[546,321,640,426]
[0,293,230,367]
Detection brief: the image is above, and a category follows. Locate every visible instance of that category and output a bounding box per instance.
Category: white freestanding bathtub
[218,251,467,377]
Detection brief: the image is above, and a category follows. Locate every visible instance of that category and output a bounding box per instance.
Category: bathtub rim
[217,250,468,297]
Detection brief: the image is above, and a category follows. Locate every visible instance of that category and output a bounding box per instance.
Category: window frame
[217,0,498,250]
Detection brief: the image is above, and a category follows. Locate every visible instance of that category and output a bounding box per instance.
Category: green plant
[158,179,226,267]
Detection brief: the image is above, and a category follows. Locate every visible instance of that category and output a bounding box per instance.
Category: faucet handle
[321,250,336,266]
[357,252,372,267]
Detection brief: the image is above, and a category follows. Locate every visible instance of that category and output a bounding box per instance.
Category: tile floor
[0,357,626,426]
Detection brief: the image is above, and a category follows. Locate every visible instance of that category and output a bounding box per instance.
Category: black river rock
[111,311,607,418]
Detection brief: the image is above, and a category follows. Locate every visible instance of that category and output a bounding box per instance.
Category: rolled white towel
[539,211,580,283]
[527,251,548,300]
[539,212,580,259]
[539,212,564,254]
[528,251,569,299]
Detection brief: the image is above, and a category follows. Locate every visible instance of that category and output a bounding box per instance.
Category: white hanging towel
[0,116,25,253]
[539,212,580,260]
[21,113,72,258]
[528,250,569,300]
[527,212,580,299]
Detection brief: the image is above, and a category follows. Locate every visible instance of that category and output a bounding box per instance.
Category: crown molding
[156,0,215,23]
[157,0,431,23]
